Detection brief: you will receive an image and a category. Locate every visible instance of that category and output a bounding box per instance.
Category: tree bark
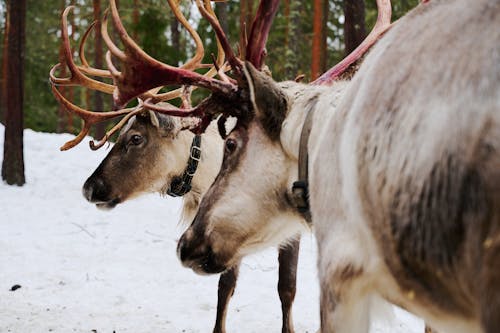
[283,0,290,48]
[215,1,228,36]
[2,0,26,186]
[132,0,139,41]
[285,0,301,80]
[56,0,67,133]
[320,0,329,73]
[311,0,325,80]
[0,1,10,125]
[93,0,105,140]
[56,1,66,132]
[66,0,75,133]
[171,8,180,64]
[344,0,366,54]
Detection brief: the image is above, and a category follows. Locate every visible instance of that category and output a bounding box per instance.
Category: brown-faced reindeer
[170,0,499,332]
[81,111,301,333]
[50,1,302,332]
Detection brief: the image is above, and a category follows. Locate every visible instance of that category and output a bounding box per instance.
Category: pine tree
[2,0,26,185]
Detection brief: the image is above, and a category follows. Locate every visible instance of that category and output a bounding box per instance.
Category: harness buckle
[291,180,309,213]
[190,146,201,161]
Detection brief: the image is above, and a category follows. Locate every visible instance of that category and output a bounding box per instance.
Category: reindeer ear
[243,61,288,141]
[147,110,180,139]
[148,110,161,128]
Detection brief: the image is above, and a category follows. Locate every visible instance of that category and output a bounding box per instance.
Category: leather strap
[290,98,318,224]
[167,135,202,197]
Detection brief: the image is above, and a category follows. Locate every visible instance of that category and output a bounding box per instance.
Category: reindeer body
[177,0,499,332]
[310,0,499,331]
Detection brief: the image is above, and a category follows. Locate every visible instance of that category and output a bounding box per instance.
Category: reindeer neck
[280,81,349,161]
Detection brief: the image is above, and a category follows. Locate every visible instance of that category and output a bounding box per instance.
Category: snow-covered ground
[0,125,425,332]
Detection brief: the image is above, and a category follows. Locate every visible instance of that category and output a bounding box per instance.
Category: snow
[0,125,425,332]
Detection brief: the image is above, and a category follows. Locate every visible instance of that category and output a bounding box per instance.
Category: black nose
[82,176,111,203]
[177,230,202,263]
[177,230,226,274]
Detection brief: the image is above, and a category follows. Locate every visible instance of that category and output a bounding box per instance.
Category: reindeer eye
[225,138,237,154]
[130,134,143,145]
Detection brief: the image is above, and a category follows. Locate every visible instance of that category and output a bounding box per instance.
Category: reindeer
[81,110,301,333]
[171,1,499,332]
[50,2,302,332]
[49,0,498,332]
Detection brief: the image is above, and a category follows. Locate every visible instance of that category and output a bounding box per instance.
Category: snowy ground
[0,125,425,332]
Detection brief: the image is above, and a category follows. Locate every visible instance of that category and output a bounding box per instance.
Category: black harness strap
[167,135,202,197]
[290,98,318,224]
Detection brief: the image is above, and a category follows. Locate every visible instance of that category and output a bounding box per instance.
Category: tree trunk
[56,0,67,133]
[283,0,290,48]
[215,2,228,36]
[311,0,325,80]
[285,0,301,80]
[2,0,26,186]
[171,9,180,64]
[0,1,10,125]
[93,0,105,140]
[344,0,366,54]
[320,0,329,73]
[66,0,75,133]
[132,0,139,41]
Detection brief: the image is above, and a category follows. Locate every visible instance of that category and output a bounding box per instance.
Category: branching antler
[50,0,234,150]
[50,7,114,95]
[50,0,394,151]
[245,0,280,70]
[312,0,392,85]
[103,0,236,108]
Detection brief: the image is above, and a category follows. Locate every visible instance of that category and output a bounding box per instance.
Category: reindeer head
[82,111,207,210]
[50,0,391,274]
[177,63,315,274]
[176,0,393,274]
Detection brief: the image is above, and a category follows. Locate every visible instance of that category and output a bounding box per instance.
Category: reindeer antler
[50,0,234,150]
[312,0,392,85]
[104,0,236,108]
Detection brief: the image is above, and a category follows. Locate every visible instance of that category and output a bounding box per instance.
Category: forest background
[0,0,419,133]
[0,0,418,185]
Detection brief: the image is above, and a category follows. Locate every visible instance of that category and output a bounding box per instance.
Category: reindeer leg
[480,236,500,333]
[319,281,371,333]
[424,325,437,333]
[318,249,371,333]
[278,237,300,333]
[212,262,240,333]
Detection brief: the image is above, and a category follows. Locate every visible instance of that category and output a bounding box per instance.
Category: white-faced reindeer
[171,1,499,333]
[49,2,303,332]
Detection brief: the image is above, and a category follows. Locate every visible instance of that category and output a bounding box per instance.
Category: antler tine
[312,0,392,85]
[49,6,114,95]
[195,0,242,76]
[78,20,112,78]
[245,0,281,69]
[89,106,144,150]
[148,0,227,104]
[103,0,236,108]
[51,84,136,151]
[167,0,204,71]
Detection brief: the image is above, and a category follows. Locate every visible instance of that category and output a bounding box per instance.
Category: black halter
[290,98,318,224]
[167,135,202,197]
